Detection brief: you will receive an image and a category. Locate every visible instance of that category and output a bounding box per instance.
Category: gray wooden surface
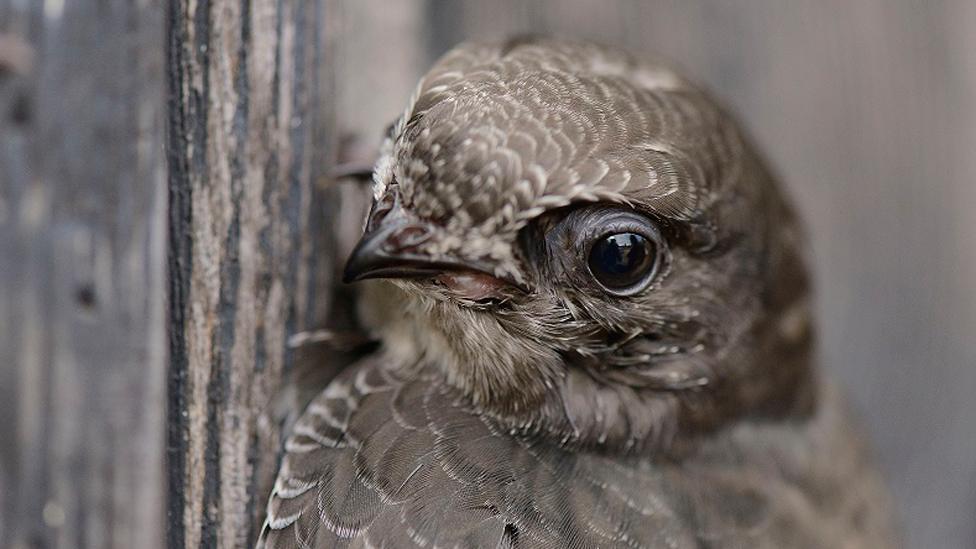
[167,1,345,547]
[0,1,167,548]
[1,0,348,547]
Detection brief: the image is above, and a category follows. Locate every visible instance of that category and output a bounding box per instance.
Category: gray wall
[339,2,976,547]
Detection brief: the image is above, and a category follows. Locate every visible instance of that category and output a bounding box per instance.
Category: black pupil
[588,232,654,289]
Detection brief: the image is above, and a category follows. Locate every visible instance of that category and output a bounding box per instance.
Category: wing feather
[260,355,895,548]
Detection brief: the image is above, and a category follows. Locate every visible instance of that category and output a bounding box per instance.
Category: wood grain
[167,1,342,547]
[0,1,167,547]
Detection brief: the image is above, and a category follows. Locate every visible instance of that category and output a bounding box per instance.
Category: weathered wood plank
[167,0,341,547]
[0,1,167,548]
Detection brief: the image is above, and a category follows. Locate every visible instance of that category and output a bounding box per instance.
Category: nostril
[384,224,432,252]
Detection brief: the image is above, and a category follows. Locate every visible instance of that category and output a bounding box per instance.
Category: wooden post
[167,1,341,547]
[0,1,167,548]
[1,0,345,547]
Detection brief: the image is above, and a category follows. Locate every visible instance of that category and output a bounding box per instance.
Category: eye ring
[586,228,665,296]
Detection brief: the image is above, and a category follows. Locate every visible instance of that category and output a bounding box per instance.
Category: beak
[343,221,450,282]
[343,191,527,291]
[343,215,502,284]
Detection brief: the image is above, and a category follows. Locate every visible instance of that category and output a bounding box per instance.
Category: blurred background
[338,2,976,547]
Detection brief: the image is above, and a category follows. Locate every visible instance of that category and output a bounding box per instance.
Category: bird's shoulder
[260,356,896,549]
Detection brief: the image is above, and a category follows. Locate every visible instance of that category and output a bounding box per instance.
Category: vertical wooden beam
[0,1,167,548]
[167,0,339,546]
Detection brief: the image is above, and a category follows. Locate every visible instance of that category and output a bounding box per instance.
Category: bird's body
[264,357,893,548]
[260,39,898,548]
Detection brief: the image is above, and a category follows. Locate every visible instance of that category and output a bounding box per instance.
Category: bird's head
[344,39,815,453]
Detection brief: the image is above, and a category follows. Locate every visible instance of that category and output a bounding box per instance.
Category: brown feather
[260,38,899,548]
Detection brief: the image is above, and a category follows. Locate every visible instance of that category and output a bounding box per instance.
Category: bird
[259,38,899,548]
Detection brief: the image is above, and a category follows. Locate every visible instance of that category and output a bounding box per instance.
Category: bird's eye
[587,232,657,294]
